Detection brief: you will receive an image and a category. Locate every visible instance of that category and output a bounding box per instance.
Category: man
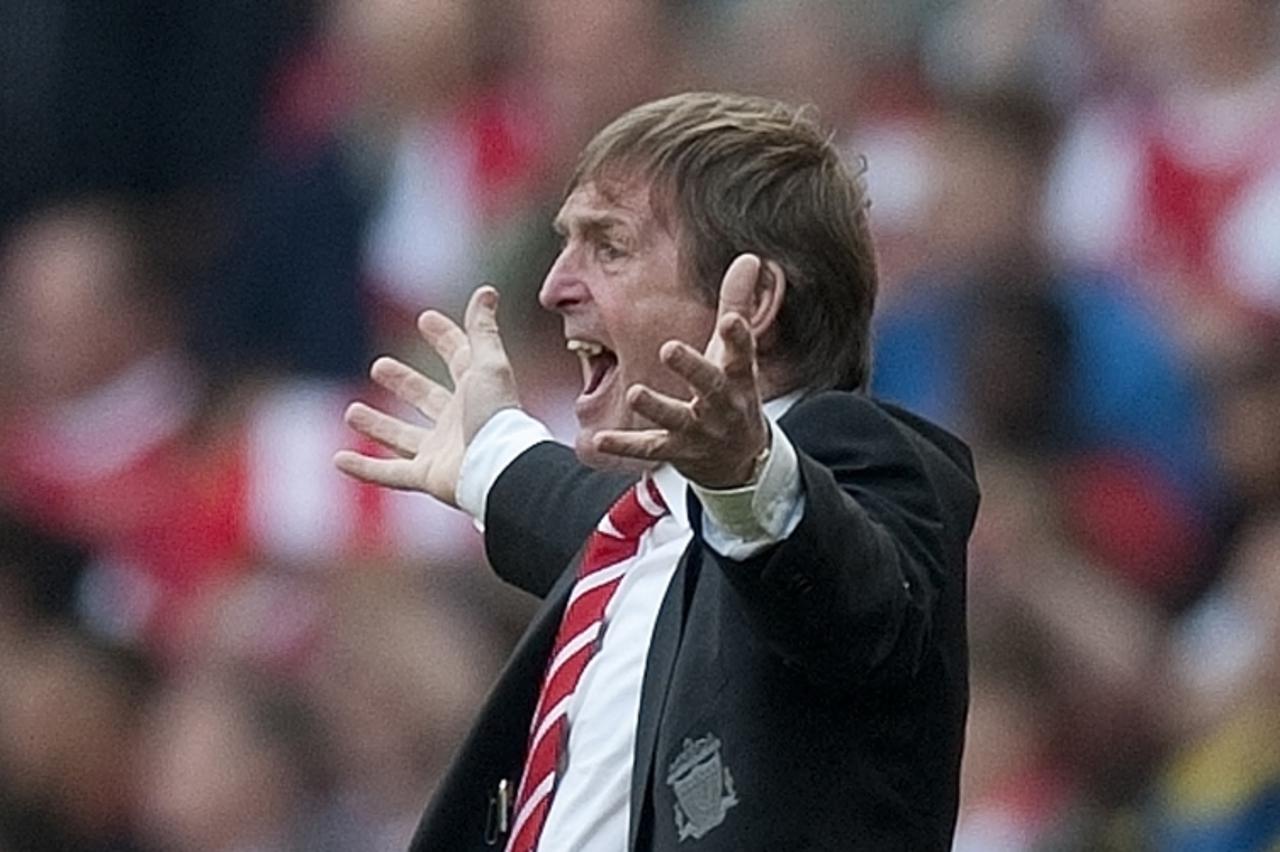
[335,92,979,851]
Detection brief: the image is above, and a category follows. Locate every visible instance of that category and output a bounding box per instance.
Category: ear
[747,258,787,346]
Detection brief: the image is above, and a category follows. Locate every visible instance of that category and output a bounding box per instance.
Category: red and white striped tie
[505,475,669,852]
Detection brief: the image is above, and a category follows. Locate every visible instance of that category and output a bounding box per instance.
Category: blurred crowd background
[1,0,1278,849]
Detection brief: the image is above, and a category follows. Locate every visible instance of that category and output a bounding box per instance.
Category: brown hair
[569,91,878,392]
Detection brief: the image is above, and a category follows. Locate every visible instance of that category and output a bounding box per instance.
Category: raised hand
[593,254,772,489]
[333,286,520,507]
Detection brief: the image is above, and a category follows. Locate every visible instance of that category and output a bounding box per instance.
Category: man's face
[540,181,718,469]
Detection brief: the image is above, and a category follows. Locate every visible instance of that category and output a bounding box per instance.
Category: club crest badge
[666,734,738,841]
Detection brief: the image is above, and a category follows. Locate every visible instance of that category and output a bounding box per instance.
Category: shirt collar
[651,463,690,528]
[763,388,804,422]
[650,388,806,526]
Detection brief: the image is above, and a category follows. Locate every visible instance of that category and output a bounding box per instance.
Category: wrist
[741,436,771,487]
[699,424,771,490]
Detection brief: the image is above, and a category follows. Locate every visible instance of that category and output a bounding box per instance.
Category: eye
[595,240,627,262]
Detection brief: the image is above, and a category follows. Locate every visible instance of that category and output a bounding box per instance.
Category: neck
[758,361,800,404]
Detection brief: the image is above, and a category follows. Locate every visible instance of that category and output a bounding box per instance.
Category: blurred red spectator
[0,199,250,648]
[1045,0,1280,363]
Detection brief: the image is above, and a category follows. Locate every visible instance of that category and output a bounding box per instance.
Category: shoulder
[779,391,980,548]
[780,391,974,480]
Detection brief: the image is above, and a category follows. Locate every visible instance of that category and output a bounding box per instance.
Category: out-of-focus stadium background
[0,1,1277,849]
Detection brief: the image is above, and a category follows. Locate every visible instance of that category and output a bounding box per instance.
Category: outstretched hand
[593,254,772,489]
[333,286,519,507]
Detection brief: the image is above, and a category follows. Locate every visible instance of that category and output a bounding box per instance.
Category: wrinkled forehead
[553,177,674,237]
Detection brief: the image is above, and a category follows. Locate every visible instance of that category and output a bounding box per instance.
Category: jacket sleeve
[482,441,635,598]
[701,392,980,689]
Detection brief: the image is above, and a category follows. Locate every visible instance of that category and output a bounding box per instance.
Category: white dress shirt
[455,394,805,851]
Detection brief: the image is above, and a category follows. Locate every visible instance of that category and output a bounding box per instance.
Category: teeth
[567,339,605,357]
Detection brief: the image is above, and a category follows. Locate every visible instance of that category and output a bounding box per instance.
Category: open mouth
[567,338,618,399]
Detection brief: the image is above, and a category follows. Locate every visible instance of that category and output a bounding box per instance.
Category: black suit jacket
[410,392,980,851]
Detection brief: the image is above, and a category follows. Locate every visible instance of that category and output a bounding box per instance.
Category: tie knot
[603,475,668,541]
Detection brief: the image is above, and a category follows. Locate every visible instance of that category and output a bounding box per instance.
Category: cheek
[634,321,715,397]
[659,304,717,356]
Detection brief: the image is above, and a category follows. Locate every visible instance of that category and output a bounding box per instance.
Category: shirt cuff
[690,424,805,561]
[456,407,556,527]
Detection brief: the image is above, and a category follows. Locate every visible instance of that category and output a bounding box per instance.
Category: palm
[411,388,466,505]
[334,287,519,508]
[415,369,499,503]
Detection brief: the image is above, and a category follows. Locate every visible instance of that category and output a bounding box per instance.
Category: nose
[538,247,588,313]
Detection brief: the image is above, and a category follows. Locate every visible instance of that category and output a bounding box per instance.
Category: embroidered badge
[666,734,738,841]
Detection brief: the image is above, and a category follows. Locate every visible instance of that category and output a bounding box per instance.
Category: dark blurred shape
[195,139,372,381]
[0,515,87,624]
[958,276,1074,452]
[0,0,296,223]
[136,663,332,852]
[1209,337,1280,513]
[0,628,156,852]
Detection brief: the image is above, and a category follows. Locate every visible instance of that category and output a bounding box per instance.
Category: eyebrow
[552,212,632,238]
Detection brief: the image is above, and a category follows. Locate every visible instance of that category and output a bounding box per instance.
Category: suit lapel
[511,563,578,674]
[628,540,702,848]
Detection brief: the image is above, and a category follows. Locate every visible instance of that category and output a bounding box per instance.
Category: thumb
[717,254,761,323]
[463,284,509,362]
[706,254,760,362]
